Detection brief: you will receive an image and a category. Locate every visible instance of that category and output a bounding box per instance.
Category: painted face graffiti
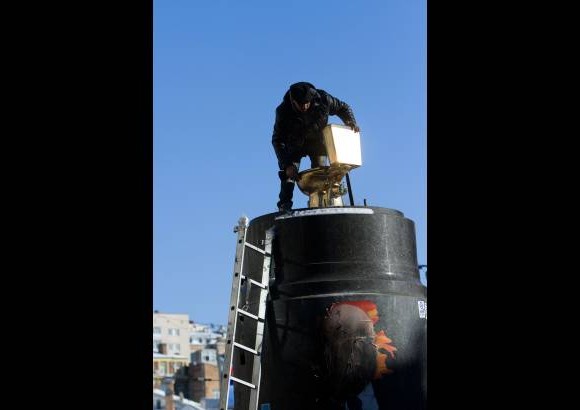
[320,300,397,399]
[339,300,397,378]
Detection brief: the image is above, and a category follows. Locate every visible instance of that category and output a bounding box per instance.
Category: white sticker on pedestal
[418,300,427,319]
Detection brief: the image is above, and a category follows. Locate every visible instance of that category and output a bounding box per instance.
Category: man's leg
[309,155,326,168]
[307,131,328,168]
[276,159,301,212]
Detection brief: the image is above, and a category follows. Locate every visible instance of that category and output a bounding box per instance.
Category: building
[153,312,191,358]
[190,348,220,402]
[188,322,226,356]
[153,348,189,388]
[153,388,205,410]
[153,313,228,403]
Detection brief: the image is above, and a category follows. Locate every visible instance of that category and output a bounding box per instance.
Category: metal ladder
[220,216,274,410]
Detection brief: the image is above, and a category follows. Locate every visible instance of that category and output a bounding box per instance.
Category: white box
[322,124,362,166]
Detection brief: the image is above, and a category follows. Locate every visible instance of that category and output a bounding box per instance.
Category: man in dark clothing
[272,81,360,212]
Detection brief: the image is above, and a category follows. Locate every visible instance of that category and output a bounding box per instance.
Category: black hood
[288,82,317,104]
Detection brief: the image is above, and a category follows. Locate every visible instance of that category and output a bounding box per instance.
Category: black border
[426,1,548,406]
[17,1,154,405]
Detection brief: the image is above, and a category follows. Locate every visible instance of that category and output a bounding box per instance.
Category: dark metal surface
[345,172,354,206]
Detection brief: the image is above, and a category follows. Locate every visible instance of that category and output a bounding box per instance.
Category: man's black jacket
[272,88,358,169]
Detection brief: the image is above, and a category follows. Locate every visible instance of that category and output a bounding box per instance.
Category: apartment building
[153,349,189,388]
[153,312,191,359]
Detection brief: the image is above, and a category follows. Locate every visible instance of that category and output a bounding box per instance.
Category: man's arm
[272,109,300,180]
[321,90,360,132]
[272,108,292,169]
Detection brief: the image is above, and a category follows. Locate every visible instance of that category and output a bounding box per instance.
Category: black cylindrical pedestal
[234,207,427,410]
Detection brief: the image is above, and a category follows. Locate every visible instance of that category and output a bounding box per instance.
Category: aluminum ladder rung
[244,242,269,255]
[233,341,259,355]
[237,308,260,321]
[240,275,268,289]
[230,376,256,389]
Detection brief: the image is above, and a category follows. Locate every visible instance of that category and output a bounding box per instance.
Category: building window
[153,326,161,335]
[168,328,180,336]
[170,343,180,354]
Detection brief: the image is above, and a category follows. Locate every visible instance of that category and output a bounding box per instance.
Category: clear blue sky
[154,0,426,325]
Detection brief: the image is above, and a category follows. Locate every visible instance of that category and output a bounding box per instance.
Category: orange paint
[374,330,397,379]
[333,301,398,379]
[342,300,379,324]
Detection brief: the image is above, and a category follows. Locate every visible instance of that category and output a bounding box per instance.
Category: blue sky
[154,0,426,325]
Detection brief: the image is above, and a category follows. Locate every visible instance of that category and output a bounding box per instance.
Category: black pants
[277,134,326,211]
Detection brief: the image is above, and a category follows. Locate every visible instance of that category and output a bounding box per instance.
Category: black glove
[346,122,360,133]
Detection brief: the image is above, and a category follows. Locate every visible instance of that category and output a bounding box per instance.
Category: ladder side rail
[219,216,250,410]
